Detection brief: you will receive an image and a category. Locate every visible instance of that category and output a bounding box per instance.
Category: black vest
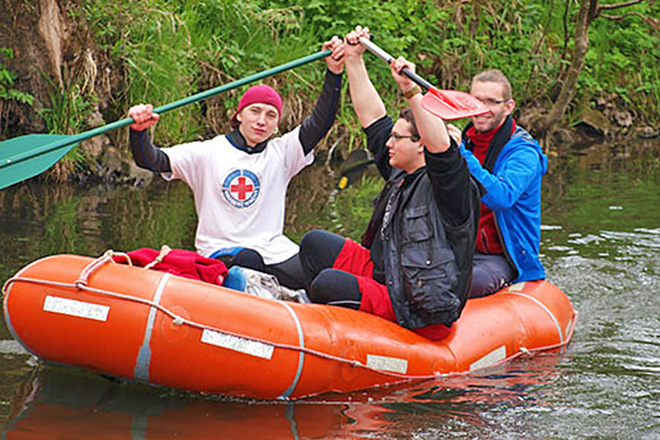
[377,168,479,329]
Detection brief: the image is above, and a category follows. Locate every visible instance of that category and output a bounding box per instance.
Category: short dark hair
[472,69,512,100]
[399,108,420,141]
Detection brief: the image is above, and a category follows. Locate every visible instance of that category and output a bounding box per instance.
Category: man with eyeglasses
[452,70,548,297]
[297,27,479,340]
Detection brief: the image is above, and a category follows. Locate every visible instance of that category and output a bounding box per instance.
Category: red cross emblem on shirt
[230,176,254,201]
[222,169,260,208]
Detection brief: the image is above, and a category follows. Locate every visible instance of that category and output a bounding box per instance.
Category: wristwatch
[404,85,422,99]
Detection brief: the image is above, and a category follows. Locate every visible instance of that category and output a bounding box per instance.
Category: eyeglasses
[389,133,420,142]
[479,98,510,107]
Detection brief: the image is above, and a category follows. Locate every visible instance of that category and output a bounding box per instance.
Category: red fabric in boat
[333,239,452,340]
[113,248,228,286]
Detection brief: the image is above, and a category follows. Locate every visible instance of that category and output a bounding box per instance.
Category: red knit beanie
[231,85,282,128]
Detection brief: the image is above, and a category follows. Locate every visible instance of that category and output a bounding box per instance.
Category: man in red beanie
[127,36,344,290]
[229,84,283,145]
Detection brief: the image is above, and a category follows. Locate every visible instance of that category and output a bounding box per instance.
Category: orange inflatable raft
[3,253,577,400]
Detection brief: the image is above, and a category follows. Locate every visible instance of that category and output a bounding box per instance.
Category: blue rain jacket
[460,126,548,282]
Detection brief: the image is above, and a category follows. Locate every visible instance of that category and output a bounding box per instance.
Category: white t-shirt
[162,126,313,264]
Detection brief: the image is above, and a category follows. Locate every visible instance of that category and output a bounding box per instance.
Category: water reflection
[4,367,359,439]
[2,356,571,440]
[0,180,198,285]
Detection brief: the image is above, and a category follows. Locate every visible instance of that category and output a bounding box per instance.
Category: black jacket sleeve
[299,69,342,155]
[364,115,393,180]
[129,130,171,173]
[425,140,476,228]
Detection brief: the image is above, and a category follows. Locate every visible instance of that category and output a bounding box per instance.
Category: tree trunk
[0,0,68,137]
[531,0,646,135]
[533,0,597,134]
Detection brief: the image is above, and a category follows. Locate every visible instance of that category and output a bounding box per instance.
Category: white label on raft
[366,354,408,374]
[507,282,526,292]
[201,329,274,360]
[43,296,110,322]
[470,345,507,371]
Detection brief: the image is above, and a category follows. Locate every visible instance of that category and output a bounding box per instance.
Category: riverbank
[1,0,658,185]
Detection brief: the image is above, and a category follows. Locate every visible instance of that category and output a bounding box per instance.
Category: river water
[0,140,658,439]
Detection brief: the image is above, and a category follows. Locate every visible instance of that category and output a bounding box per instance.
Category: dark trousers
[231,249,308,291]
[298,230,363,308]
[469,252,516,298]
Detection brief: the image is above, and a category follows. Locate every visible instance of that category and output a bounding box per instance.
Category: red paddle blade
[421,88,489,120]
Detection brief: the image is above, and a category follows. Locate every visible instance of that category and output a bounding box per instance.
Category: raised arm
[344,26,387,128]
[391,57,473,227]
[299,36,344,155]
[389,57,450,154]
[128,104,171,172]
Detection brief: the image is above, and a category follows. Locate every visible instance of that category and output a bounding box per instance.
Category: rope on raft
[2,251,578,382]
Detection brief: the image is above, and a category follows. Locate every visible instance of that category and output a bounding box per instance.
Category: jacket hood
[510,126,548,175]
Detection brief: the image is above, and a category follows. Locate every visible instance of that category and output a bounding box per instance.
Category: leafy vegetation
[0,48,34,135]
[38,70,94,174]
[12,0,660,156]
[0,49,34,106]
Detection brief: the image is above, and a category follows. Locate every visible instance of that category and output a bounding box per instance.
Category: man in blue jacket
[455,69,548,297]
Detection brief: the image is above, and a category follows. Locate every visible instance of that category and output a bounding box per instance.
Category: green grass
[33,0,659,167]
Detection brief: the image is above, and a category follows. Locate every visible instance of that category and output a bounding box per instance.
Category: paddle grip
[358,37,433,91]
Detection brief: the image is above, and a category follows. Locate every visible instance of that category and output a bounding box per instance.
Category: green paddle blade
[0,134,77,189]
[0,49,331,191]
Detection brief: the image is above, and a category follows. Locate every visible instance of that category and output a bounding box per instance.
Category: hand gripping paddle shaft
[0,50,331,190]
[359,37,488,121]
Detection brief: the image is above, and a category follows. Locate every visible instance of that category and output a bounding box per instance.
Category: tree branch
[602,11,645,19]
[598,0,643,11]
[534,0,596,134]
[601,12,660,30]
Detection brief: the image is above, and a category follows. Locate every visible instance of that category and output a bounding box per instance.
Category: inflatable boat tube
[3,254,577,400]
